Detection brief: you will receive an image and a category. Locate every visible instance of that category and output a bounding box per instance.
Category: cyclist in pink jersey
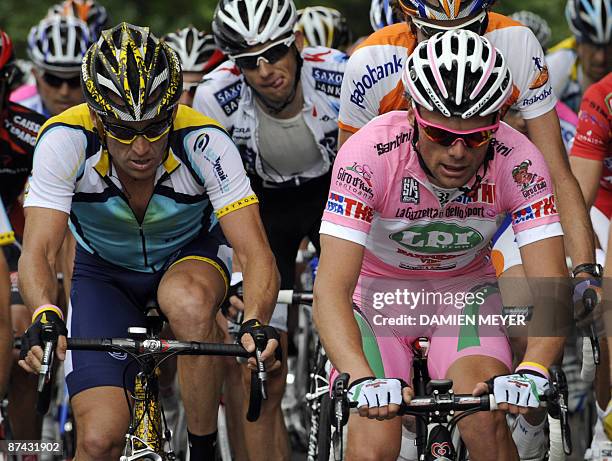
[314,30,569,460]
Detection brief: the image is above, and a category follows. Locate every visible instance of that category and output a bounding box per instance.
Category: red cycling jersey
[570,73,612,217]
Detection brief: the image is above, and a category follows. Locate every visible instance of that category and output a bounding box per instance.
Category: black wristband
[572,263,603,279]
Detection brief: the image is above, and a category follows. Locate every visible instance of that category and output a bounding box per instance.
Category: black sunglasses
[41,72,81,89]
[230,37,295,70]
[101,114,173,144]
[412,12,488,39]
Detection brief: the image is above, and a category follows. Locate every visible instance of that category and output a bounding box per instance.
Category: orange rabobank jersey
[339,13,557,133]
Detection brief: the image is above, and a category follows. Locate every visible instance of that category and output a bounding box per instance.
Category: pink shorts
[330,271,513,386]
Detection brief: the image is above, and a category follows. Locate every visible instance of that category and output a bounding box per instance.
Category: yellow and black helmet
[82,22,182,121]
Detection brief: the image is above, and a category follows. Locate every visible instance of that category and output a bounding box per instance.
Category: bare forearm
[523,337,566,370]
[18,250,59,312]
[313,290,372,379]
[241,252,279,324]
[553,173,596,264]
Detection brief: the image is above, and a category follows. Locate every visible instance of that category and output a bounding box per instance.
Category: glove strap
[32,304,64,323]
[515,361,549,380]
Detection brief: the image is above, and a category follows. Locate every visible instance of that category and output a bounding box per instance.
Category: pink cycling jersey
[322,110,564,383]
[321,111,563,281]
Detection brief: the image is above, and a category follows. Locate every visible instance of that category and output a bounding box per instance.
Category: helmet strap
[248,45,303,115]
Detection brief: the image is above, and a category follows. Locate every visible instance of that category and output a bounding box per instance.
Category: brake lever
[548,366,572,455]
[253,330,268,400]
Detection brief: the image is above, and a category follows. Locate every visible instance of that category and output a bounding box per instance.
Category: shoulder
[38,104,95,138]
[194,62,244,118]
[6,101,46,136]
[173,105,227,132]
[583,74,612,104]
[354,23,414,51]
[491,123,548,176]
[485,14,541,52]
[342,111,414,157]
[302,46,348,69]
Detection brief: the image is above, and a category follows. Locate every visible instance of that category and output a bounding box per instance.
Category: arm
[0,251,11,396]
[518,235,569,368]
[338,128,354,149]
[18,207,69,311]
[525,110,596,265]
[313,234,372,379]
[219,203,279,325]
[569,156,602,209]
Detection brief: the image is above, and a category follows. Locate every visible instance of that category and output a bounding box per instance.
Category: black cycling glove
[238,319,282,362]
[19,308,67,361]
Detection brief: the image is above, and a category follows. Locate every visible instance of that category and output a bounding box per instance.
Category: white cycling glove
[347,377,405,409]
[492,372,549,409]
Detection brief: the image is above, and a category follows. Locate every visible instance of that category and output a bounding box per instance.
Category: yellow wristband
[516,361,550,379]
[32,304,64,323]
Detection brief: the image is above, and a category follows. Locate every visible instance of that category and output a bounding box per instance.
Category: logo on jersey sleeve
[529,57,549,90]
[512,160,547,198]
[511,194,557,225]
[326,192,373,223]
[336,163,374,199]
[401,177,420,204]
[349,55,403,109]
[521,87,552,107]
[214,81,243,116]
[312,68,343,97]
[390,223,483,254]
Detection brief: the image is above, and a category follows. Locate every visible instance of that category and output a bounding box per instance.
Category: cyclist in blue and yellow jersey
[17,23,281,460]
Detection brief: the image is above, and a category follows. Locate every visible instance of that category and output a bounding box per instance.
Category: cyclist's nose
[447,138,468,158]
[257,59,273,78]
[131,135,152,154]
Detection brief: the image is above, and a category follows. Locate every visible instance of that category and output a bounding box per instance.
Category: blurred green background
[1,0,571,57]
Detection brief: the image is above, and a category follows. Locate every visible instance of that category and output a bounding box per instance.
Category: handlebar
[33,334,266,422]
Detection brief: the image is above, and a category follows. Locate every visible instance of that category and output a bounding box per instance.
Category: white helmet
[213,0,297,55]
[565,0,611,44]
[27,15,92,73]
[295,6,351,49]
[163,27,225,73]
[403,29,512,118]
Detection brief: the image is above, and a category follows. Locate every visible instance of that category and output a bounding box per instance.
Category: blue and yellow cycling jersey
[24,104,257,273]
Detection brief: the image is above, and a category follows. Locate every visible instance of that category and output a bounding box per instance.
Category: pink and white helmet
[402,29,512,119]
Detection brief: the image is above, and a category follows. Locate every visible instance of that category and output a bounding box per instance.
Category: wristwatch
[572,263,603,279]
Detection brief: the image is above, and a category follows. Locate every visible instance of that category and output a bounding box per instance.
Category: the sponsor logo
[512,160,548,198]
[345,162,373,186]
[401,177,420,204]
[204,153,229,192]
[511,194,557,224]
[4,116,39,147]
[304,50,332,62]
[376,131,411,156]
[193,132,210,153]
[489,138,514,157]
[395,205,485,219]
[453,183,495,205]
[336,166,374,199]
[312,68,343,97]
[521,86,552,107]
[214,81,242,115]
[109,351,128,360]
[232,127,250,141]
[349,55,403,108]
[326,192,374,223]
[396,247,459,264]
[389,223,484,254]
[431,441,453,458]
[529,57,549,89]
